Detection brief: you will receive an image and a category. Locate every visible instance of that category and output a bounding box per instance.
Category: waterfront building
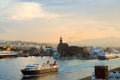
[57,37,89,58]
[57,37,69,57]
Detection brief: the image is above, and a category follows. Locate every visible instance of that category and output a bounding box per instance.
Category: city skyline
[0,0,120,43]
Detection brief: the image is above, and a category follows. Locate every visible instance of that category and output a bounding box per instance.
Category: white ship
[98,51,118,60]
[21,61,58,77]
[0,48,18,58]
[89,48,119,60]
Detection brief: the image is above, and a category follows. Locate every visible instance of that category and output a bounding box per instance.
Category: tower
[57,37,69,58]
[60,37,63,44]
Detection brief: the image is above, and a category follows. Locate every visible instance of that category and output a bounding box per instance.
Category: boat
[53,52,60,60]
[21,61,58,77]
[97,50,118,60]
[0,47,18,58]
[0,51,18,58]
[92,65,120,80]
[109,71,120,80]
[89,48,118,60]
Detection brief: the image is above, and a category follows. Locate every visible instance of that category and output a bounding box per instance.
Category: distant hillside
[0,40,6,42]
[69,37,120,47]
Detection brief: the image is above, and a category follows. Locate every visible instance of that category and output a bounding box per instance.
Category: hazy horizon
[0,0,120,43]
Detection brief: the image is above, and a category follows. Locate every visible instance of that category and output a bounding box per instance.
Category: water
[0,57,120,80]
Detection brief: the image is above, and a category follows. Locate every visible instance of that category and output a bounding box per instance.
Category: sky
[0,0,120,43]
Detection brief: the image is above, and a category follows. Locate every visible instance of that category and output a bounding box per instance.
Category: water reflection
[21,73,58,80]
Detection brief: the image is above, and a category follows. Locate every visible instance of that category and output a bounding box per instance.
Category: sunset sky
[0,0,120,43]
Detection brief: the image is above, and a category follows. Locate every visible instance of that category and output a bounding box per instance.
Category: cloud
[0,0,64,21]
[1,0,120,42]
[11,2,62,20]
[0,28,5,33]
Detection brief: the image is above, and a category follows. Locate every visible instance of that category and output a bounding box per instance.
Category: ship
[98,51,118,60]
[92,65,120,80]
[89,48,118,60]
[0,48,18,58]
[21,61,58,77]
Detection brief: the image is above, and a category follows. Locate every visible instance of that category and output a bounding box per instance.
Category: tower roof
[60,37,63,43]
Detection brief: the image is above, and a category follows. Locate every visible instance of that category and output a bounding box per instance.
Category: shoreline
[80,67,120,80]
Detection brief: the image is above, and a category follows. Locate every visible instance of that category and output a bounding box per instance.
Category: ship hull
[0,51,17,59]
[98,53,117,60]
[0,54,17,58]
[21,68,58,76]
[98,56,106,60]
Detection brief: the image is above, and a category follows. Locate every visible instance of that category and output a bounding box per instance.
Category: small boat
[53,52,60,60]
[21,61,58,77]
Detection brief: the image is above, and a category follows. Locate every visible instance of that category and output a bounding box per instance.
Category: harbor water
[0,56,120,80]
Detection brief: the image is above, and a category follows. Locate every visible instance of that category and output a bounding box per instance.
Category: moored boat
[0,47,18,58]
[0,51,18,58]
[92,65,120,80]
[21,61,58,77]
[53,52,60,60]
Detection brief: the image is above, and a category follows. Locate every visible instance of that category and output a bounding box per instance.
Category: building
[57,37,89,58]
[57,37,69,57]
